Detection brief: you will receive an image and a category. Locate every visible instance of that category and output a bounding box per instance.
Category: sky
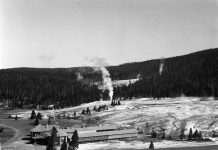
[0,0,218,68]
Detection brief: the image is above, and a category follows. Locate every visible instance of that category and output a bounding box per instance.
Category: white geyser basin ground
[79,140,218,150]
[16,97,218,149]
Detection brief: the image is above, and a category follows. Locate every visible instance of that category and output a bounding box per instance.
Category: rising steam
[76,72,83,81]
[159,63,164,75]
[95,66,113,100]
[159,58,165,75]
[90,57,113,100]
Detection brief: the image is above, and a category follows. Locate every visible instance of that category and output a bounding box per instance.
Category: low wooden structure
[31,125,67,146]
[30,124,138,145]
[61,125,117,134]
[30,124,49,137]
[78,129,138,143]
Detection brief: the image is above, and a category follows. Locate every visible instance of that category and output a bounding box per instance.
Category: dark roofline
[71,129,138,138]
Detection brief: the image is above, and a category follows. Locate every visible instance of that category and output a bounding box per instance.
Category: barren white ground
[8,97,218,150]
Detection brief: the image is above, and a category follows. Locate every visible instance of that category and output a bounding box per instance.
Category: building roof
[62,125,117,133]
[69,129,138,138]
[47,125,59,130]
[31,124,60,133]
[30,124,49,132]
[44,129,68,137]
[57,129,68,137]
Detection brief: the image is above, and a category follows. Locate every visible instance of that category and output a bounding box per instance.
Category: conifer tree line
[187,128,204,141]
[150,127,205,141]
[0,48,218,109]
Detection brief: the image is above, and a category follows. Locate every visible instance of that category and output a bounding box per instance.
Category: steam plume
[76,72,83,81]
[137,73,141,79]
[159,58,165,75]
[95,66,113,100]
[90,57,113,100]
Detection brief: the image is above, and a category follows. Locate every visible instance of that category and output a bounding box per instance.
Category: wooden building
[61,125,117,135]
[30,124,49,137]
[44,129,68,146]
[78,129,138,143]
[30,124,138,145]
[31,124,67,146]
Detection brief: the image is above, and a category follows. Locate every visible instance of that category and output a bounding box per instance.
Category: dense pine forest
[0,68,102,108]
[0,48,218,108]
[111,48,218,99]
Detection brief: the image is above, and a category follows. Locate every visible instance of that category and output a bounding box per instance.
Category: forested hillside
[111,48,218,99]
[0,48,218,109]
[0,67,102,108]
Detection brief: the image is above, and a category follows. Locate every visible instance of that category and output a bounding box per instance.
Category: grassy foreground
[0,125,15,144]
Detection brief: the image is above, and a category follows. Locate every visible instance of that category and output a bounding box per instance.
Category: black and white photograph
[0,0,218,150]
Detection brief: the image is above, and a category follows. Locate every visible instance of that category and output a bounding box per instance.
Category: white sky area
[0,0,218,68]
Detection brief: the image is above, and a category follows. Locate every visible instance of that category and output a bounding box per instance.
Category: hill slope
[0,67,102,108]
[0,48,218,108]
[110,48,218,99]
[107,48,218,80]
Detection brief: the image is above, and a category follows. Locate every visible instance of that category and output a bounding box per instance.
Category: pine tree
[188,128,193,140]
[60,139,67,150]
[146,122,149,129]
[37,112,42,120]
[212,130,216,137]
[149,141,154,149]
[81,109,85,114]
[97,106,101,112]
[93,106,97,111]
[162,131,165,140]
[15,115,18,121]
[151,130,157,138]
[46,137,52,150]
[69,130,79,150]
[86,107,90,114]
[111,100,115,106]
[34,117,39,126]
[30,110,36,120]
[118,101,121,105]
[46,127,58,150]
[179,127,185,140]
[198,131,203,141]
[193,129,199,140]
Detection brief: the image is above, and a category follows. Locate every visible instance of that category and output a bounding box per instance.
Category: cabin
[31,125,68,146]
[30,124,49,137]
